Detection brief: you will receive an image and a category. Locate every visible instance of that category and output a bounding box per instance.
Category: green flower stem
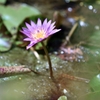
[41,41,53,78]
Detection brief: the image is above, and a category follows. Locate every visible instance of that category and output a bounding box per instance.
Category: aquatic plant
[21,18,61,78]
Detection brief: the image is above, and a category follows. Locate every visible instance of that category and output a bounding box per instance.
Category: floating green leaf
[78,74,100,100]
[58,96,67,100]
[89,74,100,91]
[0,4,41,34]
[0,0,6,4]
[86,30,100,48]
[0,36,12,52]
[78,91,100,100]
[71,3,100,49]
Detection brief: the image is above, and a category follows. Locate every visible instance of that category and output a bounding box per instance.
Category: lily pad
[78,91,100,100]
[71,4,100,49]
[0,36,12,52]
[89,74,100,91]
[86,30,100,48]
[0,0,6,4]
[58,96,67,100]
[0,19,13,52]
[0,4,41,34]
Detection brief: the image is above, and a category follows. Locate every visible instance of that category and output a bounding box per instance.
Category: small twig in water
[78,41,100,48]
[30,47,40,60]
[0,66,31,75]
[63,23,78,46]
[60,73,90,83]
[0,65,41,77]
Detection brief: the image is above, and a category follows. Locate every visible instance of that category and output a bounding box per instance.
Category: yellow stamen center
[32,30,45,40]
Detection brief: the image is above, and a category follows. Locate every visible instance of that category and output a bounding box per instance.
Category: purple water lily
[21,18,61,49]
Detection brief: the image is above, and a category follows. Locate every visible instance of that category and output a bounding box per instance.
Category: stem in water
[41,41,53,78]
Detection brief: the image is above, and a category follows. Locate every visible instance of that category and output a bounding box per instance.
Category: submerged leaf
[71,4,100,49]
[89,74,100,91]
[78,91,100,100]
[0,36,12,52]
[58,96,67,100]
[0,4,41,34]
[0,0,6,4]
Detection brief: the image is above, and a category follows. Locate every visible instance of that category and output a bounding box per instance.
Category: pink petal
[24,38,32,41]
[26,41,36,49]
[43,20,52,32]
[30,20,36,28]
[25,23,33,31]
[50,22,56,28]
[21,28,31,37]
[46,20,52,28]
[43,18,47,27]
[47,26,55,34]
[49,29,61,35]
[37,18,42,26]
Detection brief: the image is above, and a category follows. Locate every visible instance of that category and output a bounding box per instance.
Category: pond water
[0,45,100,100]
[0,1,100,100]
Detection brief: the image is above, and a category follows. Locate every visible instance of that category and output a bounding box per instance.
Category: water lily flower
[21,18,61,49]
[21,18,61,78]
